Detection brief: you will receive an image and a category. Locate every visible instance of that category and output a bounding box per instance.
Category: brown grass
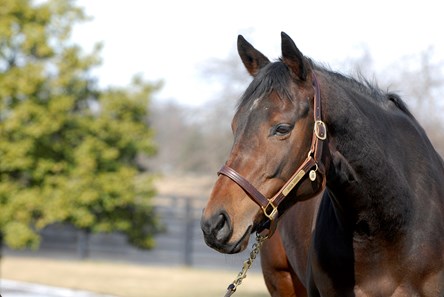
[2,256,269,297]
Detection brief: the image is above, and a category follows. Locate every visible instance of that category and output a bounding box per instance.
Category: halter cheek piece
[218,72,327,238]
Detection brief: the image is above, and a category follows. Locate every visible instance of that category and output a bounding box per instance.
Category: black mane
[237,59,413,118]
[316,64,414,117]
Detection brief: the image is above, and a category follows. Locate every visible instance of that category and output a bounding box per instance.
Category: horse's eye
[273,124,293,136]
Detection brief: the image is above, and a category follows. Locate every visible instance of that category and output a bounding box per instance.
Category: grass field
[1,256,269,297]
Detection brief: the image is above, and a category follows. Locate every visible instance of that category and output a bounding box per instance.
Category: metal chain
[223,233,268,297]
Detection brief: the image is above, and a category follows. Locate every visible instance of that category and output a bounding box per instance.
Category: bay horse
[201,32,444,296]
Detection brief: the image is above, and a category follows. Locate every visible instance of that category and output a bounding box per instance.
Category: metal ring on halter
[307,150,314,159]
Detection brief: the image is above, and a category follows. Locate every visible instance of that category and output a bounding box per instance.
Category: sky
[71,0,444,107]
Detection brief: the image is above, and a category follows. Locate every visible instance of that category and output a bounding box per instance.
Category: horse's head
[201,32,325,254]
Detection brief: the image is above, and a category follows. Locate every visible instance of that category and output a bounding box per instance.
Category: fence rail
[4,195,261,271]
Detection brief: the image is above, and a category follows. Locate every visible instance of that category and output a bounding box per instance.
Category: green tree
[0,0,159,250]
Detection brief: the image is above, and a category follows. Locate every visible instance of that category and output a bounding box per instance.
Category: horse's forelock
[237,62,294,111]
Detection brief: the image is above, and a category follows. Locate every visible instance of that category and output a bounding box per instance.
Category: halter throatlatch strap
[218,72,327,238]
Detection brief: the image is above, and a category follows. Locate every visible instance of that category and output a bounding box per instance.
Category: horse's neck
[321,79,417,239]
[325,148,414,239]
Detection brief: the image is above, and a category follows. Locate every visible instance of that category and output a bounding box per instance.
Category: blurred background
[0,0,443,296]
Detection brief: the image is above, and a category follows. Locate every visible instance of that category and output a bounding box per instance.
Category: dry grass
[1,256,269,297]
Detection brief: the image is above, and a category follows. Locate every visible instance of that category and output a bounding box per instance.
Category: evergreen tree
[0,0,159,249]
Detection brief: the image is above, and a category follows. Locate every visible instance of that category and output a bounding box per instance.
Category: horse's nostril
[215,214,230,242]
[201,211,232,243]
[214,214,225,231]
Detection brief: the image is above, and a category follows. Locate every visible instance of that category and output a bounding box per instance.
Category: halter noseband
[218,72,327,237]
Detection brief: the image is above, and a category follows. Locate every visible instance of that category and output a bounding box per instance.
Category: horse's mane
[237,59,414,119]
[314,63,414,118]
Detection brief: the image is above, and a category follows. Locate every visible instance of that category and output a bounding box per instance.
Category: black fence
[4,195,261,271]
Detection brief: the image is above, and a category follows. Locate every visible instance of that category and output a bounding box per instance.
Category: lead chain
[223,233,268,297]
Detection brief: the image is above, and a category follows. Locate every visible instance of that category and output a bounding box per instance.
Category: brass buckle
[314,120,327,140]
[262,201,278,220]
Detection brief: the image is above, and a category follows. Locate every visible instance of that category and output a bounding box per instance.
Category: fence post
[77,229,90,259]
[183,198,194,266]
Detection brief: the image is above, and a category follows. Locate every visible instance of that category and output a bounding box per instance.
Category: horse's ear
[237,35,270,77]
[281,32,308,81]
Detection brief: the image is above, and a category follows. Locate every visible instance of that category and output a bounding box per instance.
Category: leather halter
[218,72,327,237]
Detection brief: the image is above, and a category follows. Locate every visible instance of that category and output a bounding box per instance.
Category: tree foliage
[0,0,159,249]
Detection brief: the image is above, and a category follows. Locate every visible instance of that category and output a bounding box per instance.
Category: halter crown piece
[218,72,327,238]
